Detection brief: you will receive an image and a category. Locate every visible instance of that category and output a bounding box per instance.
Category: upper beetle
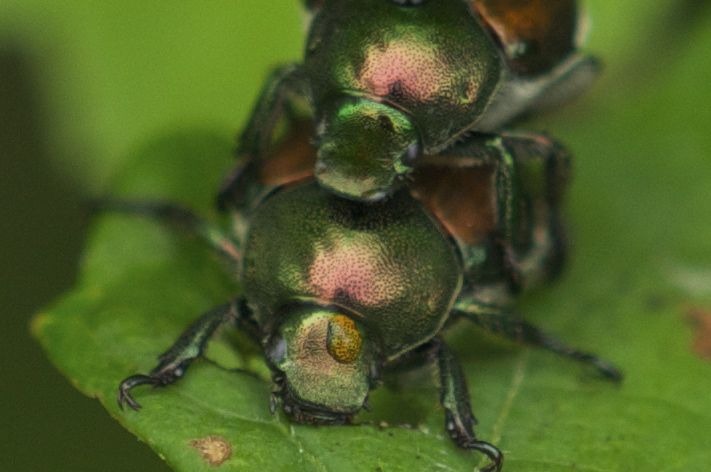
[220,0,597,203]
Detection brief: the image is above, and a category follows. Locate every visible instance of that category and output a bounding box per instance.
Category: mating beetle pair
[219,0,600,297]
[114,1,620,471]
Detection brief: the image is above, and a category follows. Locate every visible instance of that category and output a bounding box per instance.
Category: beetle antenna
[90,198,241,264]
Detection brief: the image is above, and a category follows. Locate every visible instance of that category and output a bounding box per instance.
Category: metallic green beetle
[113,127,620,472]
[219,0,597,203]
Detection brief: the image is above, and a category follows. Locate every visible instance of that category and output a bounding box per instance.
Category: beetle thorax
[241,183,462,358]
[305,0,502,152]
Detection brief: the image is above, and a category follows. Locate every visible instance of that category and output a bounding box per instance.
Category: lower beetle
[110,126,621,472]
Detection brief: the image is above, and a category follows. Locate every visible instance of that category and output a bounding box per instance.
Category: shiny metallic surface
[242,182,463,358]
[270,307,372,416]
[315,97,418,200]
[305,0,502,151]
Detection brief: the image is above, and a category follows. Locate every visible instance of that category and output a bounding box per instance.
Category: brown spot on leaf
[686,307,711,360]
[189,436,232,467]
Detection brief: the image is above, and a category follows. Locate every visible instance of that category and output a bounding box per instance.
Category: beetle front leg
[453,299,623,382]
[433,338,503,472]
[218,64,311,211]
[118,300,252,410]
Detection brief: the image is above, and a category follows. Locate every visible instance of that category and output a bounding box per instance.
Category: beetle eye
[391,0,426,6]
[378,114,395,132]
[326,315,362,364]
[402,142,419,166]
[267,335,287,364]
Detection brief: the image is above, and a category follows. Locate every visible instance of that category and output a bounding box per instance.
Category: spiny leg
[488,136,525,292]
[433,338,503,472]
[434,133,524,290]
[499,131,571,281]
[92,199,240,265]
[93,199,252,406]
[218,63,310,211]
[118,300,249,410]
[485,132,572,287]
[421,132,570,290]
[384,339,503,471]
[453,298,622,381]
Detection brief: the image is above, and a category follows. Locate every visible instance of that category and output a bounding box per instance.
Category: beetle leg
[528,55,601,115]
[486,132,573,289]
[487,136,524,292]
[218,63,310,211]
[418,132,570,291]
[433,338,503,472]
[497,131,571,282]
[452,299,623,382]
[381,340,502,470]
[475,54,600,130]
[118,300,252,410]
[92,198,241,266]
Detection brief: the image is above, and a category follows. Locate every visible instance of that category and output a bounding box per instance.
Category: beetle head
[315,96,419,202]
[265,303,376,424]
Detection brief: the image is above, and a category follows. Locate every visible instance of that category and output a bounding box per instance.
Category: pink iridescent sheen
[308,241,405,307]
[357,39,451,103]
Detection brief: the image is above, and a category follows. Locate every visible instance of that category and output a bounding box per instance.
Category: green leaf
[32,5,711,472]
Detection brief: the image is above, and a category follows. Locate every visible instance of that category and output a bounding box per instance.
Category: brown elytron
[470,0,579,76]
[410,164,496,246]
[259,121,316,187]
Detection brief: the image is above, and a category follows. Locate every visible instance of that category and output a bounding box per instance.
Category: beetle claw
[269,393,279,415]
[462,439,503,472]
[117,374,160,411]
[117,391,141,411]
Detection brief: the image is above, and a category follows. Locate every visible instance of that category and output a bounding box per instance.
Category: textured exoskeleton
[111,121,620,472]
[219,0,597,203]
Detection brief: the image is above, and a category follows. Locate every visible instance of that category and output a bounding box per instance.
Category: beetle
[219,0,598,205]
[111,122,621,472]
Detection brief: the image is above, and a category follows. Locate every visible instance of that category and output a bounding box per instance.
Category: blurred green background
[2,1,710,471]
